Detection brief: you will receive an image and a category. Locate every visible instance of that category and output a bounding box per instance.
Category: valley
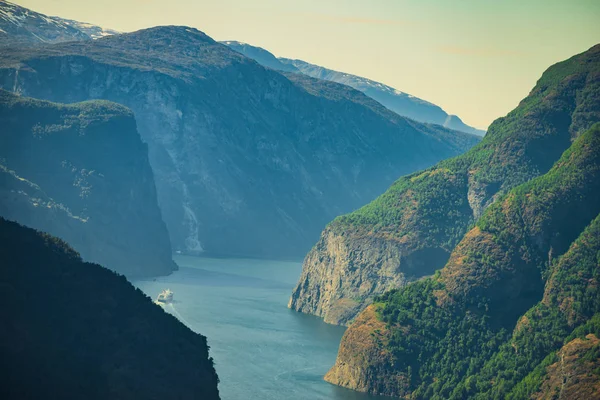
[1,1,598,399]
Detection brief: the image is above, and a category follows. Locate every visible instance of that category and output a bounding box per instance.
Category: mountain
[325,122,600,399]
[0,90,175,278]
[280,58,486,136]
[0,0,116,45]
[52,17,119,40]
[222,41,485,136]
[0,218,220,400]
[0,25,480,260]
[289,44,600,325]
[221,41,299,73]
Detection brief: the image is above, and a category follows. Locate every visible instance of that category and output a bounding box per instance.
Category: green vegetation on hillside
[471,212,600,399]
[365,123,600,399]
[331,44,600,261]
[0,218,220,400]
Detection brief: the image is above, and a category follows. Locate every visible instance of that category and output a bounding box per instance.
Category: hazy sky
[14,0,600,129]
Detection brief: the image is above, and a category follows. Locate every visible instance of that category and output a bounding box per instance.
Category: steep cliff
[0,90,175,277]
[289,44,600,325]
[0,26,479,259]
[325,123,600,398]
[324,304,409,395]
[0,218,220,400]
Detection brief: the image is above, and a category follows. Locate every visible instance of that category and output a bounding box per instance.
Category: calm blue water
[134,256,384,400]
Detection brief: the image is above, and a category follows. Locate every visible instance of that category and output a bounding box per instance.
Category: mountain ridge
[223,40,485,136]
[326,122,600,398]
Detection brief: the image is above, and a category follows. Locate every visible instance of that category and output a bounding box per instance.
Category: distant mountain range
[223,41,485,136]
[0,0,117,44]
[0,0,484,138]
[0,22,480,260]
[0,1,481,260]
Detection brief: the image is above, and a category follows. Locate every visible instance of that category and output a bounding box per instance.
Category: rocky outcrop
[0,26,479,259]
[0,90,175,277]
[289,44,600,325]
[288,225,447,325]
[533,334,600,400]
[324,305,409,396]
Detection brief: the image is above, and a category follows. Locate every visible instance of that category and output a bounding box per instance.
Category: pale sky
[13,0,600,129]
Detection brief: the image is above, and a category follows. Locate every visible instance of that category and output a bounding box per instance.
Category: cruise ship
[155,289,174,304]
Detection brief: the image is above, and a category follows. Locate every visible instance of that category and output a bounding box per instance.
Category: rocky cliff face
[288,225,446,325]
[0,90,175,277]
[0,26,479,259]
[289,44,600,325]
[324,305,409,396]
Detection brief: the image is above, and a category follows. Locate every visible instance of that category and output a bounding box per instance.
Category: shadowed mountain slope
[0,25,479,259]
[0,218,220,400]
[0,90,175,277]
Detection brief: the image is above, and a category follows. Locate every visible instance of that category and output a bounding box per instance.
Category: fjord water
[135,256,383,400]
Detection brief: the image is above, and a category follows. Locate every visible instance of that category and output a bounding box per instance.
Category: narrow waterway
[135,255,386,400]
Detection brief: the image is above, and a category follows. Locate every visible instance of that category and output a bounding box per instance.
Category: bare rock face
[324,305,409,397]
[288,226,448,325]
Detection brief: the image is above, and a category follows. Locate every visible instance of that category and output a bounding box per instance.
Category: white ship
[155,289,174,304]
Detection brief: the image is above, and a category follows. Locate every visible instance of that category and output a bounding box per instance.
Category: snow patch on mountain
[0,0,119,43]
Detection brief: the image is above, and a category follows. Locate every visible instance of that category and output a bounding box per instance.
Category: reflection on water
[135,256,386,400]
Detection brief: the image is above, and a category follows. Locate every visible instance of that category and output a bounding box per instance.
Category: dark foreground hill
[0,90,175,277]
[0,25,479,259]
[0,218,220,400]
